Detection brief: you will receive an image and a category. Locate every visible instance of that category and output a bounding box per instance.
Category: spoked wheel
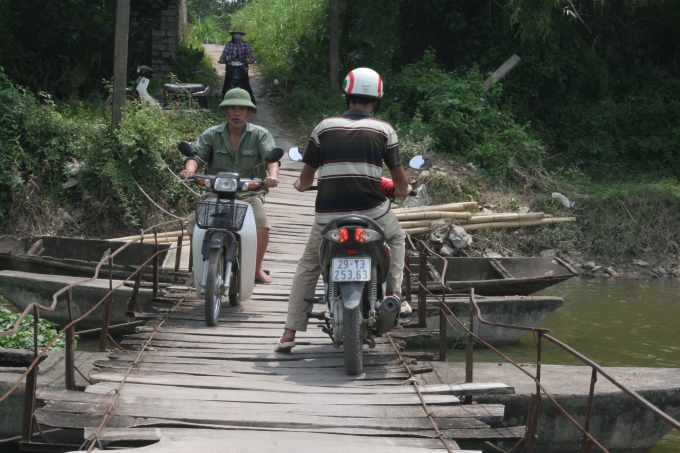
[228,261,239,306]
[343,306,363,375]
[205,248,224,326]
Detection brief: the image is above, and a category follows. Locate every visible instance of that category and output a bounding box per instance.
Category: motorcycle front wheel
[228,261,239,306]
[205,248,224,326]
[343,306,363,375]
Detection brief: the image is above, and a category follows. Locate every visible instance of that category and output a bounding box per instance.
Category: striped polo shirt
[302,109,402,224]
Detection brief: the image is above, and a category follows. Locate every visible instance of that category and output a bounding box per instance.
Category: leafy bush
[174,29,220,89]
[190,15,231,45]
[0,307,71,351]
[382,52,545,178]
[0,65,222,237]
[230,0,327,81]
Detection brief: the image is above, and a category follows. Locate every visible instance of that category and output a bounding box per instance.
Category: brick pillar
[151,0,183,79]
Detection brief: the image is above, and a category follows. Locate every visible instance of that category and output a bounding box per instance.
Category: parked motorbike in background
[104,65,210,115]
[178,142,283,326]
[287,147,430,375]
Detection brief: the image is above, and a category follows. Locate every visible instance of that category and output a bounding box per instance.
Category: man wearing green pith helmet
[181,88,279,285]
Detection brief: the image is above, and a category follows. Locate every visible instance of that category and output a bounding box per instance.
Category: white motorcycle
[105,65,211,114]
[178,142,283,326]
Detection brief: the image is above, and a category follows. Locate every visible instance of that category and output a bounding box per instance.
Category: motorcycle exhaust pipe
[375,295,400,334]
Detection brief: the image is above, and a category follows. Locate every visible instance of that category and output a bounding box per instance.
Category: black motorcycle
[288,147,430,375]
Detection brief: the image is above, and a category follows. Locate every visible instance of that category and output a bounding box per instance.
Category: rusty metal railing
[0,218,188,448]
[403,236,680,453]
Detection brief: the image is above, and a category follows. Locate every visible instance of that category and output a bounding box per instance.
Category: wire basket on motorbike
[194,200,249,230]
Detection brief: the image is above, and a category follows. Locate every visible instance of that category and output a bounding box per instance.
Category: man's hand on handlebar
[263,176,279,188]
[180,170,195,180]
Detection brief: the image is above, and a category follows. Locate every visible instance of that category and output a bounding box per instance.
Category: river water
[2,278,678,450]
[464,277,680,452]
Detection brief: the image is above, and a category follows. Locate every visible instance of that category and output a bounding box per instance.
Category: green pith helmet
[219,88,256,112]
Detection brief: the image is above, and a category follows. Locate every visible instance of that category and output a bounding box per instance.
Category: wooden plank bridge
[33,158,523,452]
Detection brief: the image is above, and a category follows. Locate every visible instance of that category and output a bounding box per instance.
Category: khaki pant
[284,211,406,332]
[187,194,270,234]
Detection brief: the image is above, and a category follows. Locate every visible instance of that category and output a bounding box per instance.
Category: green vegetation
[0,307,71,351]
[0,66,221,237]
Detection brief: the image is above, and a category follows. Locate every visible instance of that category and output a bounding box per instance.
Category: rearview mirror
[265,147,284,163]
[288,147,305,162]
[408,155,431,170]
[178,141,198,157]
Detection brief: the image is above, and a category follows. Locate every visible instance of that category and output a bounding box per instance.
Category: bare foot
[255,268,273,284]
[185,273,195,287]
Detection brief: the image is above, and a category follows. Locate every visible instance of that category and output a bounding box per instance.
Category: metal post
[525,393,541,453]
[403,263,412,304]
[22,306,40,442]
[65,289,76,391]
[526,330,544,452]
[174,235,183,284]
[438,291,447,361]
[580,368,598,453]
[153,228,159,299]
[417,246,427,327]
[329,0,339,90]
[464,289,474,403]
[99,256,114,351]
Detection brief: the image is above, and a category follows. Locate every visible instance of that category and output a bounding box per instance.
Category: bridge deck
[34,155,521,452]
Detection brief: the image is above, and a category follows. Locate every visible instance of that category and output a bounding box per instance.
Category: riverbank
[421,361,680,453]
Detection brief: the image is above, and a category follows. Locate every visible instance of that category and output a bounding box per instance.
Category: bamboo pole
[394,211,473,222]
[403,217,576,236]
[466,212,545,224]
[403,227,431,236]
[461,217,576,231]
[392,201,478,214]
[108,230,185,242]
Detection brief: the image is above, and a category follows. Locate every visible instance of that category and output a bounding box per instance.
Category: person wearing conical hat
[218,26,257,105]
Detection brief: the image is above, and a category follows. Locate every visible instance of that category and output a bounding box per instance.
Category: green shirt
[191,122,276,198]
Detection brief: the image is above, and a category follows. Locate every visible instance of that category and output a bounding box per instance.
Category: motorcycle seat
[336,216,370,228]
[163,83,207,94]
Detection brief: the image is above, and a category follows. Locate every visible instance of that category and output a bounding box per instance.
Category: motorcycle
[105,65,211,114]
[287,147,430,375]
[223,60,248,92]
[177,142,284,326]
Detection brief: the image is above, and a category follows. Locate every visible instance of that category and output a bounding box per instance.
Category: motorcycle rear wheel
[343,306,363,375]
[205,248,224,326]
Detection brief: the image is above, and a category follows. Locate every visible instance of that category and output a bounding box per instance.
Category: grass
[230,0,327,81]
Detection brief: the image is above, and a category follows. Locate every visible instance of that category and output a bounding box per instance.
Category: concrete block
[166,30,177,38]
[152,30,166,37]
[162,52,172,58]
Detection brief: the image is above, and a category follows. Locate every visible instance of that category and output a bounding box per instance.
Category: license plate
[331,258,371,282]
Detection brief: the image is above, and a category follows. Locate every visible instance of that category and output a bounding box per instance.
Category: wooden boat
[394,295,564,346]
[407,256,578,296]
[0,235,185,284]
[0,271,154,329]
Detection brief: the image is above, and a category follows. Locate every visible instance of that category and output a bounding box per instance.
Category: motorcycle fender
[339,281,365,310]
[236,202,257,301]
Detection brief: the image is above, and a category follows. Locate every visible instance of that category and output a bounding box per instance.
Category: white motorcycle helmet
[343,67,383,113]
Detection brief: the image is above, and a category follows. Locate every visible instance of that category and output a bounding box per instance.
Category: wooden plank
[84,382,464,406]
[39,391,502,422]
[85,427,456,450]
[82,427,465,451]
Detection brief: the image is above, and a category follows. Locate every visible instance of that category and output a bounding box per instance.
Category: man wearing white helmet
[276,67,412,351]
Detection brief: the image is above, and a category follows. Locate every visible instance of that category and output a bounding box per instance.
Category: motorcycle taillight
[325,228,349,243]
